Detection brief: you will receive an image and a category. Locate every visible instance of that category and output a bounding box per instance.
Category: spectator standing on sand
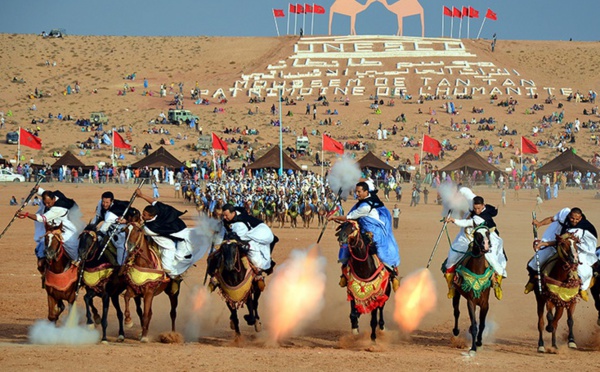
[392,204,401,229]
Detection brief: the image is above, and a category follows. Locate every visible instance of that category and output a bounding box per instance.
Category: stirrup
[391,277,400,292]
[524,281,535,294]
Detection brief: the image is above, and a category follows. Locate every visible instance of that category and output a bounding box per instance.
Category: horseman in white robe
[526,207,598,301]
[441,186,507,300]
[136,189,209,277]
[19,187,84,263]
[92,191,129,265]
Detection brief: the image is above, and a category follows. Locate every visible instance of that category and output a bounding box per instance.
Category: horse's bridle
[221,239,243,272]
[125,222,154,266]
[79,229,98,262]
[341,221,370,262]
[45,228,65,262]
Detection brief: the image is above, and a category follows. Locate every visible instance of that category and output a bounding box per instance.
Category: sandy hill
[0,33,599,172]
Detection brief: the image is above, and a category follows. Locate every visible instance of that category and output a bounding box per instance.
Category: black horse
[78,225,126,343]
[592,262,600,327]
[208,233,262,337]
[336,220,391,342]
[451,225,493,356]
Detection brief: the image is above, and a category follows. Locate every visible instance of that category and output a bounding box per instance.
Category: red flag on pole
[296,4,304,14]
[443,6,452,17]
[462,6,469,17]
[313,5,325,14]
[452,7,462,18]
[322,134,344,154]
[469,7,479,18]
[19,128,42,150]
[113,130,131,149]
[521,137,538,154]
[422,135,442,156]
[485,9,497,21]
[212,133,228,152]
[289,4,296,14]
[273,9,285,18]
[304,4,313,13]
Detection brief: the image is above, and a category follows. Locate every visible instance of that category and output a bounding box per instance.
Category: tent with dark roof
[51,151,87,168]
[535,149,600,174]
[131,146,184,169]
[357,152,394,171]
[439,148,504,173]
[247,145,302,171]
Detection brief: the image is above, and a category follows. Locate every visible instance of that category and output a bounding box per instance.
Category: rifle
[426,210,453,269]
[316,187,343,244]
[0,175,45,241]
[532,211,543,293]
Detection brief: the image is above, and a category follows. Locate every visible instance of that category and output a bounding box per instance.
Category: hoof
[254,322,262,333]
[568,342,577,349]
[379,325,385,331]
[452,328,460,337]
[87,323,96,330]
[545,325,553,333]
[94,315,102,325]
[538,346,546,353]
[124,319,133,329]
[101,340,108,345]
[230,320,235,330]
[117,335,125,343]
[468,350,476,357]
[140,336,149,343]
[243,314,255,326]
[352,328,359,335]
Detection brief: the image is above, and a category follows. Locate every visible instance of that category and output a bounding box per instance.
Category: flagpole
[17,127,21,164]
[311,3,315,35]
[450,10,454,38]
[111,130,115,166]
[441,7,444,38]
[287,4,290,35]
[273,11,280,36]
[321,135,324,179]
[467,9,471,38]
[302,6,306,35]
[294,6,298,35]
[419,133,424,174]
[476,17,487,39]
[459,14,463,38]
[279,88,283,176]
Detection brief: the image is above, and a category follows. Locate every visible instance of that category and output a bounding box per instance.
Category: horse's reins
[346,225,370,262]
[222,239,243,273]
[126,223,155,266]
[45,229,66,263]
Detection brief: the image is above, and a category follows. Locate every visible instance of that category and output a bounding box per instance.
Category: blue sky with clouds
[1,0,598,41]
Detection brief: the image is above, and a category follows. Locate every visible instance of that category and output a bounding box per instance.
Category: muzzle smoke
[29,305,100,345]
[327,157,361,198]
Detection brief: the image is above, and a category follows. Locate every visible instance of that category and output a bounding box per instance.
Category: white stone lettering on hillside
[219,36,568,98]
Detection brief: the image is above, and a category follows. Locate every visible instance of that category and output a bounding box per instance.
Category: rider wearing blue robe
[329,181,401,291]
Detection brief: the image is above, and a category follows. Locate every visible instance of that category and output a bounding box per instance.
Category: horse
[42,223,78,322]
[78,226,126,343]
[287,202,299,229]
[122,217,181,342]
[451,225,493,355]
[301,199,314,229]
[264,200,277,227]
[534,232,581,352]
[251,199,265,222]
[335,220,391,342]
[207,233,262,337]
[591,262,600,327]
[275,199,287,228]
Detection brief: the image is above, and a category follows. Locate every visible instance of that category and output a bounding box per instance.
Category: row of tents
[48,145,600,176]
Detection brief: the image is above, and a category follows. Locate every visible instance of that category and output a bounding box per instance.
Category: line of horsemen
[15,177,600,347]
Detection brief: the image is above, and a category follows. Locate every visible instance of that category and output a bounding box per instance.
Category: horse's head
[220,232,247,271]
[44,223,65,261]
[556,232,580,265]
[125,220,146,256]
[336,220,360,245]
[472,225,491,255]
[78,224,99,260]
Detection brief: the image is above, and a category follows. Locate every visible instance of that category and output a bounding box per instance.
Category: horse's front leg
[566,303,577,349]
[110,292,125,342]
[452,293,460,336]
[47,293,60,323]
[140,294,154,342]
[536,294,547,352]
[100,293,110,343]
[466,300,478,354]
[83,289,96,327]
[168,280,181,332]
[123,289,134,328]
[369,309,378,342]
[378,305,385,331]
[350,300,360,335]
[550,306,564,349]
[228,304,241,336]
[476,299,489,348]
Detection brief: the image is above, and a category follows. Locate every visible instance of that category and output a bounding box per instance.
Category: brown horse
[534,233,581,352]
[122,219,181,342]
[275,199,287,228]
[79,226,126,343]
[301,199,313,229]
[316,201,327,227]
[264,200,277,227]
[336,220,391,342]
[208,232,262,336]
[591,262,600,327]
[287,202,299,229]
[43,223,78,322]
[451,225,493,356]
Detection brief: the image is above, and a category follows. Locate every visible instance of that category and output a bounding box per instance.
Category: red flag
[113,130,131,150]
[521,137,538,154]
[422,135,442,156]
[314,5,325,14]
[19,128,42,150]
[322,134,344,154]
[273,9,285,18]
[296,4,304,14]
[304,4,313,13]
[462,6,469,17]
[452,7,462,18]
[212,133,228,152]
[289,4,296,14]
[443,6,452,17]
[485,9,497,21]
[469,7,479,18]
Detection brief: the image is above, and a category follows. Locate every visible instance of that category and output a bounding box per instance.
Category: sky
[1,0,598,41]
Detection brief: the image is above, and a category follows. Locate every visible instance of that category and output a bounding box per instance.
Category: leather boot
[494,275,503,300]
[257,277,266,291]
[524,281,535,294]
[445,272,455,299]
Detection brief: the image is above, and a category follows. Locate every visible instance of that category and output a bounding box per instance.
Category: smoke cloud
[438,182,474,218]
[29,305,100,345]
[191,214,225,259]
[327,157,361,197]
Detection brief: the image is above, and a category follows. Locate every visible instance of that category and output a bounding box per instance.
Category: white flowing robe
[228,220,273,270]
[528,208,599,290]
[99,210,127,265]
[446,215,507,277]
[34,203,84,261]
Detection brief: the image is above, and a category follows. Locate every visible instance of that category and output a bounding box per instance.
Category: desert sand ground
[0,182,600,371]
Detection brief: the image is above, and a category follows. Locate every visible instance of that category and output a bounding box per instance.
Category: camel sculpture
[378,0,425,37]
[329,0,377,36]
